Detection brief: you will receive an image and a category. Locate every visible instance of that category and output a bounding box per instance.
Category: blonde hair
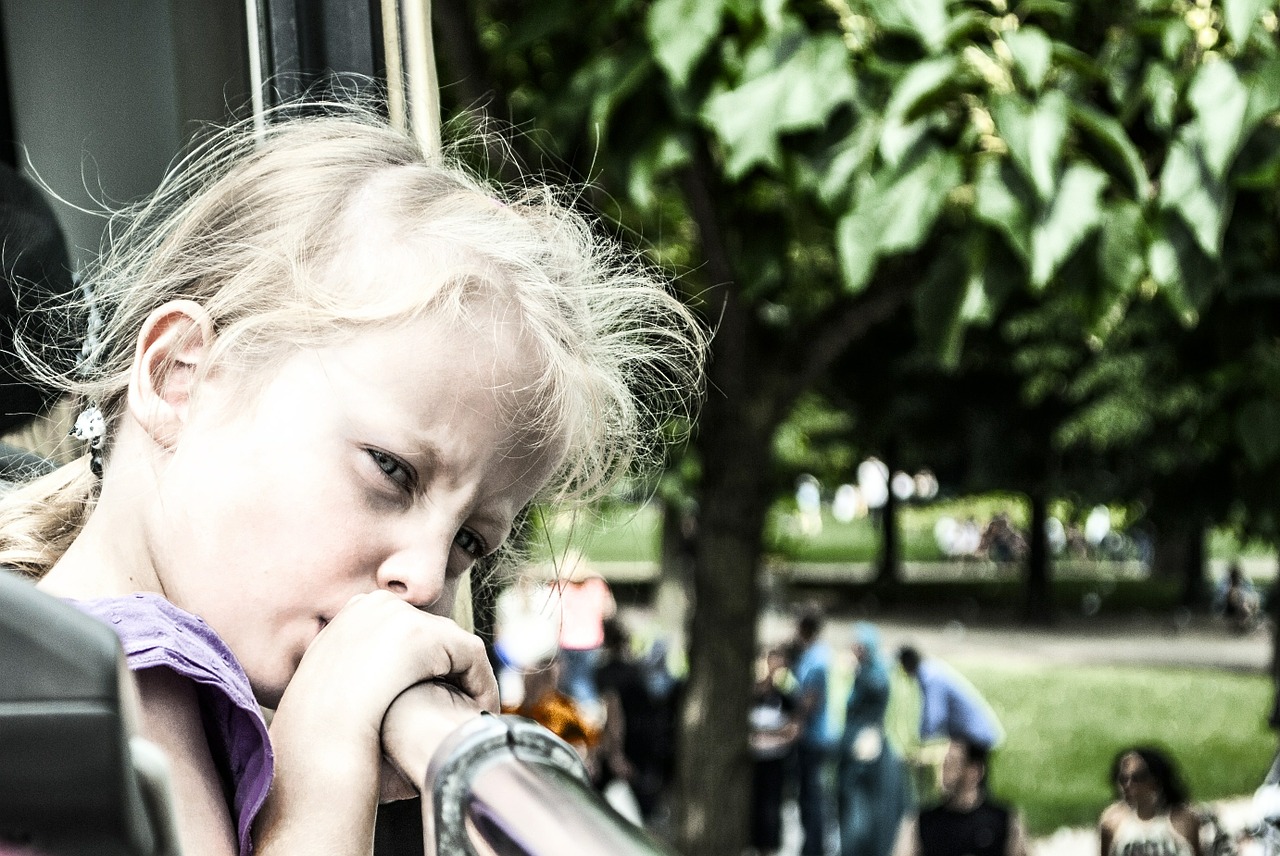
[0,105,706,578]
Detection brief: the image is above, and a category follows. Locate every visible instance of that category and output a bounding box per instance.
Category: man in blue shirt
[898,646,1003,751]
[792,610,834,855]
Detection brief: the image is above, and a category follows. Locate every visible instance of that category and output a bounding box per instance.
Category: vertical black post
[876,443,901,587]
[1022,490,1053,625]
[0,13,17,168]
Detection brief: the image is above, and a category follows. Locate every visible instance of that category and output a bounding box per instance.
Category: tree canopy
[434,1,1280,852]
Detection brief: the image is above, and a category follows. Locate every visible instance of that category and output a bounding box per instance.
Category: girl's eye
[455,528,487,560]
[368,449,413,489]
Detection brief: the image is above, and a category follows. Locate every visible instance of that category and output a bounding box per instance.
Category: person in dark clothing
[750,646,799,856]
[593,618,674,823]
[896,738,1026,856]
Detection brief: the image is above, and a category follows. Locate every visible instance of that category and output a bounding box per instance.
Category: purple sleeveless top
[70,594,273,856]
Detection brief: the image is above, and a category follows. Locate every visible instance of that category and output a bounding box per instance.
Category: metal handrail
[421,714,676,856]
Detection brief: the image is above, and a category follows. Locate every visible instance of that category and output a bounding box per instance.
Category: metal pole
[382,687,679,856]
[243,0,267,137]
[399,0,441,157]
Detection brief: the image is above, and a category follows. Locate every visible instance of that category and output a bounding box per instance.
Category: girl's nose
[376,546,451,612]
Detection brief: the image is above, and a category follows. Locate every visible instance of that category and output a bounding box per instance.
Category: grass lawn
[956,661,1276,835]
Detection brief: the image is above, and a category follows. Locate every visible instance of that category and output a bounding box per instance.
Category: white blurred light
[914,470,939,500]
[1085,505,1111,546]
[1046,517,1066,555]
[796,475,821,513]
[858,458,889,509]
[934,516,959,556]
[832,484,861,523]
[891,471,915,501]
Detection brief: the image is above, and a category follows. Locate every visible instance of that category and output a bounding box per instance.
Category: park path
[757,609,1273,674]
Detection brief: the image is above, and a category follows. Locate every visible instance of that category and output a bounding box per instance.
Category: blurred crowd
[492,559,1268,856]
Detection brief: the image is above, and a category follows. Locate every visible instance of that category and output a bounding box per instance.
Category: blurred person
[593,617,675,825]
[838,623,913,856]
[750,645,800,856]
[898,645,1003,803]
[1099,747,1202,856]
[1213,563,1260,634]
[503,656,601,771]
[979,513,1026,564]
[554,553,616,709]
[794,607,837,856]
[894,737,1027,856]
[492,573,560,703]
[898,646,1003,751]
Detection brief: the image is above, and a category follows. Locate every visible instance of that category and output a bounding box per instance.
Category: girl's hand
[255,591,498,850]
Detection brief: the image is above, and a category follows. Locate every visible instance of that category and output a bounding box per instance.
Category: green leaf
[1158,130,1229,259]
[1188,62,1249,181]
[1234,125,1280,189]
[942,9,989,48]
[1146,213,1217,320]
[878,116,929,168]
[646,0,725,89]
[1095,200,1146,327]
[627,133,692,210]
[1158,17,1193,61]
[836,177,888,294]
[1099,28,1142,108]
[1141,63,1179,133]
[812,119,881,207]
[1223,0,1268,47]
[1068,102,1152,200]
[1030,162,1108,288]
[1004,26,1053,91]
[701,32,856,178]
[877,147,964,254]
[566,48,654,135]
[973,155,1034,261]
[885,55,961,123]
[1014,0,1074,22]
[865,0,950,53]
[913,239,970,367]
[1236,399,1280,468]
[1245,56,1280,131]
[992,91,1070,201]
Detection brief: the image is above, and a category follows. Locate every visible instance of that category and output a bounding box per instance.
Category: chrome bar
[397,704,678,856]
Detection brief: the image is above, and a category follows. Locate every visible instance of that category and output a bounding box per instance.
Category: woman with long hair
[1099,746,1202,856]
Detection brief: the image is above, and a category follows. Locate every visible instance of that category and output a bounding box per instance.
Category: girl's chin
[249,674,288,711]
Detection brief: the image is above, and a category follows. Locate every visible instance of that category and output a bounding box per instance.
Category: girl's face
[1116,752,1160,810]
[147,306,559,707]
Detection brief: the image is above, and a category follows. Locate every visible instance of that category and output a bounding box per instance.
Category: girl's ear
[127,300,215,449]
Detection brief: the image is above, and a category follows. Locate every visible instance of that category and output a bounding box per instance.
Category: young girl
[1099,747,1202,856]
[0,106,705,855]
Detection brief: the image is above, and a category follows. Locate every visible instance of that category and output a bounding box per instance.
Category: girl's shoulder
[1167,805,1203,840]
[1099,801,1130,830]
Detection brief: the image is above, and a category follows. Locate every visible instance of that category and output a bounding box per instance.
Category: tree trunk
[877,447,901,587]
[1179,524,1208,608]
[1150,516,1208,608]
[1022,491,1053,625]
[673,410,773,856]
[656,496,696,638]
[670,230,778,854]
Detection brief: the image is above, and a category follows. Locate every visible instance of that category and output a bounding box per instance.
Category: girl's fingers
[328,590,499,712]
